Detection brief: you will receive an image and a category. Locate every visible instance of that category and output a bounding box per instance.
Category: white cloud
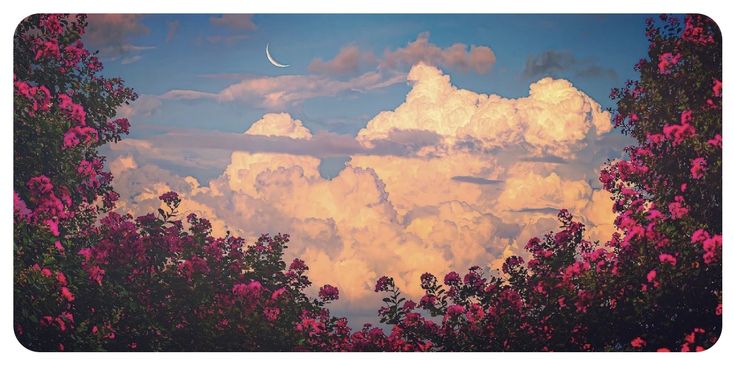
[358,64,612,158]
[245,113,313,140]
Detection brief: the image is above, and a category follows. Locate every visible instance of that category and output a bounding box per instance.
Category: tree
[14,14,340,351]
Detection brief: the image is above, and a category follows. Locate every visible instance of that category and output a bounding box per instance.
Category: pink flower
[646,270,657,283]
[41,268,52,277]
[263,307,281,322]
[62,126,98,149]
[54,240,65,254]
[60,287,75,302]
[159,191,180,206]
[702,235,722,264]
[40,315,54,327]
[716,303,722,316]
[658,253,677,266]
[87,265,105,285]
[40,14,63,35]
[713,79,722,97]
[668,196,688,219]
[56,271,68,286]
[232,280,263,299]
[680,110,693,124]
[647,133,665,145]
[663,121,696,146]
[707,134,722,148]
[57,94,86,125]
[34,39,61,61]
[289,258,308,272]
[318,284,339,301]
[78,247,92,262]
[419,295,437,309]
[683,15,715,45]
[375,276,394,292]
[446,304,465,319]
[270,287,286,301]
[631,337,646,349]
[691,228,711,243]
[44,219,60,237]
[443,271,461,285]
[109,118,131,134]
[690,157,707,179]
[13,191,32,223]
[658,52,682,74]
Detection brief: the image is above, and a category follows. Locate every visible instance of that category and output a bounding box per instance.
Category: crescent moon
[265,43,290,68]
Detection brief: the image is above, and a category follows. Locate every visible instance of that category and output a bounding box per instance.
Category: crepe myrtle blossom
[318,284,340,301]
[658,52,682,74]
[690,157,707,179]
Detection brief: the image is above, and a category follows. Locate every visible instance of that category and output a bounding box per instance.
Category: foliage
[13,14,337,351]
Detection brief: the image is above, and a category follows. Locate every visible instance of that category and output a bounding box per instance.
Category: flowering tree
[13,14,340,351]
[14,14,137,351]
[340,14,721,352]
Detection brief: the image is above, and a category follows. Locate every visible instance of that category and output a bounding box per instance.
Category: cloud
[205,15,256,45]
[85,14,154,61]
[161,71,405,109]
[110,127,445,165]
[116,94,163,119]
[308,45,377,77]
[523,50,618,80]
[357,64,613,158]
[121,55,143,65]
[451,176,503,185]
[245,113,313,140]
[380,32,496,74]
[166,20,180,43]
[107,65,621,317]
[209,14,257,30]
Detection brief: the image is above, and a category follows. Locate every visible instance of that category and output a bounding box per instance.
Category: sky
[86,14,652,323]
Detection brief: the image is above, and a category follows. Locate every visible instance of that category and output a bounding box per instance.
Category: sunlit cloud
[107,64,619,315]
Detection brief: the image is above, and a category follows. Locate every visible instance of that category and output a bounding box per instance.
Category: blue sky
[93,14,650,138]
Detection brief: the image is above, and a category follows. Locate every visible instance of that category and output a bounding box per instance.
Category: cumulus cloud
[357,64,613,158]
[85,14,154,62]
[380,32,496,74]
[245,113,313,140]
[523,50,618,80]
[107,64,621,317]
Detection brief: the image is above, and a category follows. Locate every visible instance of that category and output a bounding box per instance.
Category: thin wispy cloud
[523,50,618,80]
